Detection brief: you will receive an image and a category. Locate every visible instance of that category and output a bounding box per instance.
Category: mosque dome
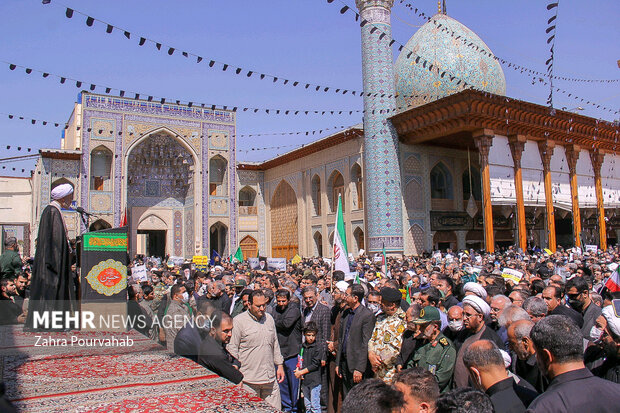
[394,13,506,111]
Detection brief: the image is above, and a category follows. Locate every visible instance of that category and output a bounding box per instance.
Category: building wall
[262,137,365,258]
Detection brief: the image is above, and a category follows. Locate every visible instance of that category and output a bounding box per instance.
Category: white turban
[335,281,349,293]
[464,282,487,299]
[51,183,73,200]
[463,295,491,318]
[602,303,620,338]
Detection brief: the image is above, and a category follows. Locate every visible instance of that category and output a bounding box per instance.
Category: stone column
[590,150,607,250]
[538,141,556,252]
[508,135,527,251]
[474,130,494,253]
[356,0,404,254]
[565,145,582,248]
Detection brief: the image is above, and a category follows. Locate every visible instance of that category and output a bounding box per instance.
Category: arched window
[327,171,345,213]
[462,168,482,201]
[90,146,112,191]
[311,175,321,216]
[209,155,228,196]
[430,163,453,199]
[239,186,257,214]
[353,227,364,252]
[313,231,323,257]
[350,163,363,210]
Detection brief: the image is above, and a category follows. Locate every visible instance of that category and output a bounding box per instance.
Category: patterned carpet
[0,325,279,412]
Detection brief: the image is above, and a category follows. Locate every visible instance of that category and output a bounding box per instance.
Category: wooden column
[538,141,556,252]
[590,150,607,251]
[565,145,582,248]
[509,135,527,251]
[474,131,494,253]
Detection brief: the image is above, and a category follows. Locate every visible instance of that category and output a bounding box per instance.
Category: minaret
[356,0,404,254]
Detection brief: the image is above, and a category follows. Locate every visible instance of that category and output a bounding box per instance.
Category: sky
[0,0,618,177]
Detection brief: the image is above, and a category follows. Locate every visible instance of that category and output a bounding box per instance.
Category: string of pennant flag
[329,0,619,115]
[1,60,480,117]
[395,0,619,84]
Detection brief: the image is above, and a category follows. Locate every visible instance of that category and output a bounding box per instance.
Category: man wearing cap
[368,287,407,383]
[26,183,77,330]
[407,305,456,392]
[230,278,247,316]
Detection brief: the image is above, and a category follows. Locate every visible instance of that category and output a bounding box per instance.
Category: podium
[80,227,129,331]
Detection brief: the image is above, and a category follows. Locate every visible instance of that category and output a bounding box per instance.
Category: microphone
[76,206,95,216]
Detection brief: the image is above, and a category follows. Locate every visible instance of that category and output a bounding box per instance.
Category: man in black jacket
[335,284,376,396]
[464,340,537,413]
[274,289,302,412]
[197,310,243,384]
[174,300,215,361]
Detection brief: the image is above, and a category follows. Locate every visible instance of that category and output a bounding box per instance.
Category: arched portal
[353,227,365,253]
[239,235,258,259]
[311,175,321,216]
[350,163,363,210]
[210,222,228,257]
[125,128,197,258]
[90,146,113,191]
[270,181,298,259]
[327,171,345,213]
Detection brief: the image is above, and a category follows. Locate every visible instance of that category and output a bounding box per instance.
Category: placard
[267,257,287,271]
[131,265,148,282]
[501,268,523,283]
[248,257,260,270]
[585,245,598,253]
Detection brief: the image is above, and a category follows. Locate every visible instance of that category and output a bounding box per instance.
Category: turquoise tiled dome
[394,13,506,111]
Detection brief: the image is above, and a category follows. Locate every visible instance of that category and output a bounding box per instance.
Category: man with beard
[407,305,456,392]
[527,315,620,412]
[0,278,25,325]
[541,285,583,328]
[0,237,22,279]
[566,277,602,341]
[368,287,407,383]
[13,273,29,311]
[26,183,77,330]
[327,280,348,413]
[273,289,302,412]
[507,319,548,393]
[207,280,232,313]
[197,310,243,384]
[586,302,620,383]
[454,295,504,388]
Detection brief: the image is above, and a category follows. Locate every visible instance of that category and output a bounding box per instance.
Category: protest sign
[501,268,524,283]
[248,257,260,270]
[131,265,148,282]
[267,257,287,271]
[585,245,598,253]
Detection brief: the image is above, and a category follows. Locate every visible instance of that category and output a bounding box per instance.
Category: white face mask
[448,320,464,332]
[589,326,603,342]
[367,303,380,314]
[181,292,189,303]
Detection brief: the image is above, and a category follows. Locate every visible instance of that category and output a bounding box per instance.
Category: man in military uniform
[0,237,22,279]
[368,287,407,383]
[408,305,456,392]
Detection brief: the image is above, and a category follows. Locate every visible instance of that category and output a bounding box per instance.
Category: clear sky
[1,0,618,177]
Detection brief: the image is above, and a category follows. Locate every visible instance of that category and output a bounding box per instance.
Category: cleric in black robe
[26,183,78,330]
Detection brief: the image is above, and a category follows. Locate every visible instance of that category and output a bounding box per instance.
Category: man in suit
[335,283,376,396]
[302,285,332,410]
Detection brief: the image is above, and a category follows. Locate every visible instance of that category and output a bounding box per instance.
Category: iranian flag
[605,266,620,293]
[333,194,349,273]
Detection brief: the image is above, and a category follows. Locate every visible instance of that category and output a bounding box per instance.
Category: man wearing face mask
[566,277,602,341]
[366,290,382,316]
[443,305,467,352]
[527,315,620,413]
[396,303,423,371]
[407,305,456,392]
[586,302,620,383]
[163,283,191,352]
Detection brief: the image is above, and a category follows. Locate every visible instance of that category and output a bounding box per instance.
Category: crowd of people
[2,237,620,413]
